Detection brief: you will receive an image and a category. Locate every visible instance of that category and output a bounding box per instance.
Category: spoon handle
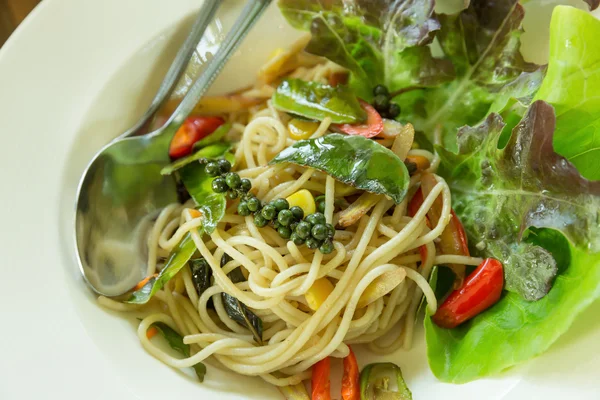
[162,0,273,133]
[120,0,221,140]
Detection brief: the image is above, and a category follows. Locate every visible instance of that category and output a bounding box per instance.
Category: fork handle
[160,0,273,137]
[121,0,221,140]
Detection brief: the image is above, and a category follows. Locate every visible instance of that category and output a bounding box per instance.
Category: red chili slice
[334,100,383,138]
[168,116,225,159]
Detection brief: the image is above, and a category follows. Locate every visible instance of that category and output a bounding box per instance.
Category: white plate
[1,0,599,399]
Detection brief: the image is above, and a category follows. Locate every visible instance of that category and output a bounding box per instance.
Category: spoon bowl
[75,0,272,297]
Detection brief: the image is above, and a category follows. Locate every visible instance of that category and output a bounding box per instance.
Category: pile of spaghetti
[99,39,483,390]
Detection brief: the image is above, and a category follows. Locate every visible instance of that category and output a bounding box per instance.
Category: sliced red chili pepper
[433,258,504,329]
[341,347,360,400]
[311,357,331,400]
[334,100,383,138]
[169,116,225,159]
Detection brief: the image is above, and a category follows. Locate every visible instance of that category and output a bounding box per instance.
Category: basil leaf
[127,233,197,304]
[272,79,366,124]
[161,142,231,176]
[534,7,600,180]
[270,133,409,204]
[220,255,263,345]
[152,322,207,382]
[190,258,212,297]
[179,150,234,234]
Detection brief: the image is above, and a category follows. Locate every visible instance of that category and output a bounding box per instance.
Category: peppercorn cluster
[372,85,400,119]
[205,159,335,254]
[206,159,252,199]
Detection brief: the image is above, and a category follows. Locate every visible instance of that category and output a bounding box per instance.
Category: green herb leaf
[161,141,231,176]
[179,149,234,234]
[221,256,263,345]
[426,101,600,382]
[190,258,212,297]
[272,79,366,123]
[152,322,207,382]
[270,133,409,204]
[127,233,197,304]
[534,6,600,180]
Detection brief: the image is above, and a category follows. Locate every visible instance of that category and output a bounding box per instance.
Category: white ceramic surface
[1,1,599,399]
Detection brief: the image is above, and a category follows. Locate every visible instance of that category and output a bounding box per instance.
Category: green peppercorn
[212,177,228,193]
[217,159,231,174]
[388,103,401,119]
[237,202,250,216]
[325,223,335,239]
[240,178,252,193]
[295,221,311,239]
[373,84,389,97]
[373,94,390,112]
[277,209,294,226]
[289,222,299,232]
[273,221,280,229]
[247,197,261,212]
[290,206,304,221]
[312,224,328,240]
[305,237,320,250]
[317,200,326,214]
[227,190,238,200]
[314,195,326,203]
[319,239,334,254]
[261,204,277,220]
[225,172,241,189]
[290,232,305,246]
[205,161,220,177]
[278,226,292,239]
[306,212,326,226]
[254,214,268,227]
[272,198,289,212]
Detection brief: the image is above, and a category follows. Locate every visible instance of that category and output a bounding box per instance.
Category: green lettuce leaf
[397,0,543,150]
[426,100,600,381]
[534,6,600,180]
[278,0,453,97]
[437,101,600,300]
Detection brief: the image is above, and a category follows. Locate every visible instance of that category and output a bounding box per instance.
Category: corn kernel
[288,119,320,140]
[305,278,335,311]
[286,189,316,216]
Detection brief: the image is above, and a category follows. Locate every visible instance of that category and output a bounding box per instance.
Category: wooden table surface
[0,0,41,47]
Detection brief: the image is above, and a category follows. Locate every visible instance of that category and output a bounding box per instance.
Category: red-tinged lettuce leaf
[396,0,544,150]
[277,0,453,96]
[535,6,600,180]
[437,101,600,301]
[426,100,600,382]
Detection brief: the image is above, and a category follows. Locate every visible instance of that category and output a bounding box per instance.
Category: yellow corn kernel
[288,119,320,140]
[286,189,316,216]
[305,278,335,311]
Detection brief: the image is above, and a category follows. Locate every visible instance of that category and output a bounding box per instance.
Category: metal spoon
[75,0,272,297]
